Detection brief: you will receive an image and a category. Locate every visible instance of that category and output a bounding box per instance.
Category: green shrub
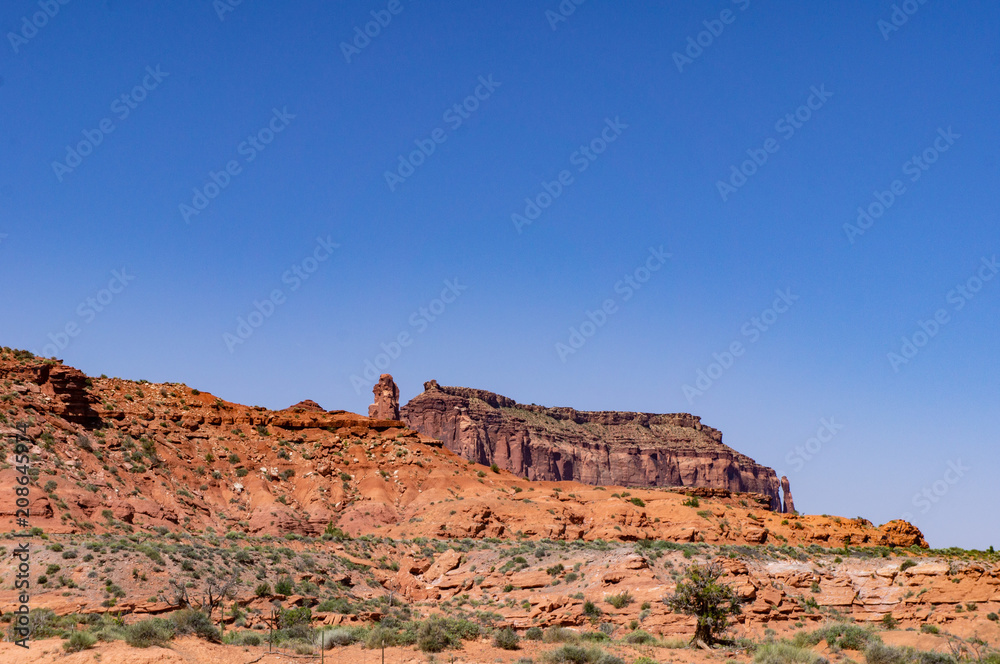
[525,626,543,641]
[899,559,917,571]
[606,591,633,609]
[278,607,312,629]
[416,616,479,652]
[987,612,999,622]
[255,582,272,597]
[63,630,97,652]
[791,621,879,652]
[317,627,362,648]
[125,618,175,648]
[629,497,645,508]
[274,576,294,595]
[623,630,655,645]
[755,642,826,664]
[172,609,220,642]
[544,626,580,643]
[682,497,700,507]
[864,642,913,664]
[583,600,601,617]
[225,631,263,646]
[544,644,621,664]
[920,624,940,634]
[881,613,898,629]
[494,627,520,650]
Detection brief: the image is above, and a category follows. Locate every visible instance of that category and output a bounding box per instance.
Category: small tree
[665,563,741,646]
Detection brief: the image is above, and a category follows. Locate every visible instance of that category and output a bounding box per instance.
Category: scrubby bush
[172,609,220,642]
[274,576,294,595]
[544,644,621,664]
[623,630,656,645]
[125,618,175,648]
[63,630,97,652]
[544,626,580,643]
[225,630,263,646]
[792,622,879,652]
[606,591,633,609]
[920,624,940,634]
[583,600,601,617]
[494,627,520,650]
[416,616,479,652]
[317,627,362,649]
[754,642,826,664]
[525,626,543,641]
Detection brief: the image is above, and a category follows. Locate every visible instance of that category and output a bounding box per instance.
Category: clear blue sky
[1,1,997,549]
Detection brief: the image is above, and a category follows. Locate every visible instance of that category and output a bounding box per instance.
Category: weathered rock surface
[368,374,400,420]
[402,380,785,508]
[781,475,795,514]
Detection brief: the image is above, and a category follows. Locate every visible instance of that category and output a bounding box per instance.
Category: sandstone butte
[401,379,795,512]
[1,349,998,663]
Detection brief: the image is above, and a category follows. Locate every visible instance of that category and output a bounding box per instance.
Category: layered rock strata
[402,380,786,508]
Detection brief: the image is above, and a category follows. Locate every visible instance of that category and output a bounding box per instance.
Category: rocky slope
[0,350,915,548]
[402,380,790,511]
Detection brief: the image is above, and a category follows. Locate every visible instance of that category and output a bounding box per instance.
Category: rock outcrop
[368,374,400,420]
[781,475,795,514]
[402,380,785,509]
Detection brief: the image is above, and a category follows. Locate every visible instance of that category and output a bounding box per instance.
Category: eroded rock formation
[781,475,796,514]
[368,374,400,420]
[402,380,786,509]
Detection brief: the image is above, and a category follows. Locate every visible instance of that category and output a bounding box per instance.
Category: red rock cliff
[401,381,786,510]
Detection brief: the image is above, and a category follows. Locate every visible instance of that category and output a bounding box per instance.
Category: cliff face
[401,380,787,510]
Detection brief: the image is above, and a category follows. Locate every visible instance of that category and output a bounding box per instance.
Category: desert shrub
[416,616,479,652]
[544,644,621,664]
[365,625,404,649]
[491,463,500,473]
[755,642,826,664]
[255,582,272,597]
[172,609,220,642]
[623,629,656,645]
[864,642,913,664]
[682,497,700,507]
[317,627,362,648]
[920,624,940,634]
[544,626,580,643]
[225,630,263,646]
[582,600,602,617]
[125,618,175,648]
[274,576,294,595]
[881,613,899,629]
[315,597,353,613]
[606,591,633,609]
[899,559,917,571]
[525,626,543,641]
[630,497,645,507]
[793,622,879,651]
[63,630,97,652]
[633,658,658,664]
[988,612,999,622]
[494,627,520,650]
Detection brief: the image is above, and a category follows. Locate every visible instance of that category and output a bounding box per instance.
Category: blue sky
[1,1,997,548]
